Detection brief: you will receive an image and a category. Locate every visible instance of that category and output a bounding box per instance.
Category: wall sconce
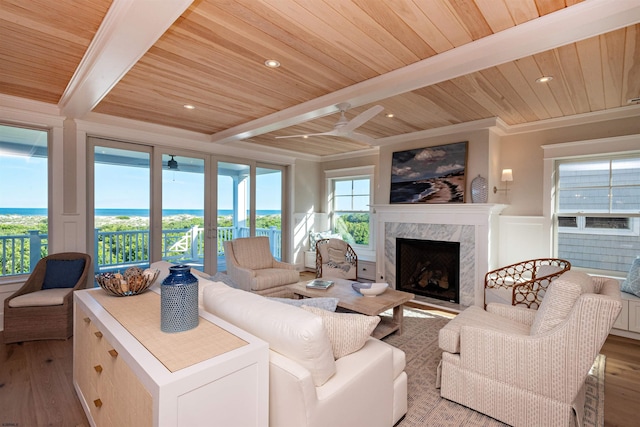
[493,169,513,193]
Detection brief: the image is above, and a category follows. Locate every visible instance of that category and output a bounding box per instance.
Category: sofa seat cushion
[391,343,406,379]
[530,270,594,335]
[439,306,530,354]
[232,236,274,270]
[9,288,72,307]
[252,268,300,291]
[203,284,336,386]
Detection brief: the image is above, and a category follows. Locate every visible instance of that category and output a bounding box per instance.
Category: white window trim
[325,165,375,256]
[542,134,640,256]
[542,134,640,276]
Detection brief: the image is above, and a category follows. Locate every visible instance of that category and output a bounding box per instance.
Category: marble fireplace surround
[374,204,506,308]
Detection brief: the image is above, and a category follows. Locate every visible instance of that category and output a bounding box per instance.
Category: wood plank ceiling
[1,0,639,158]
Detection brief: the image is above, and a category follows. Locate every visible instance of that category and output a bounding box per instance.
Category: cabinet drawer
[357,261,376,281]
[74,306,152,427]
[630,300,640,333]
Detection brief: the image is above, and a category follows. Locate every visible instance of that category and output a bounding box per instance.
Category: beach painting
[390,141,468,204]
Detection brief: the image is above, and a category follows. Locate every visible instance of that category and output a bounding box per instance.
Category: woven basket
[96,268,159,297]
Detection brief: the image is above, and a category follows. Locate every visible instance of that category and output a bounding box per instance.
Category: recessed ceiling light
[536,76,553,83]
[386,113,394,118]
[183,104,195,110]
[264,59,280,68]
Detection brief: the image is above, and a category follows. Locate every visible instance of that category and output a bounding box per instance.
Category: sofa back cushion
[530,270,594,335]
[203,285,336,386]
[232,236,273,270]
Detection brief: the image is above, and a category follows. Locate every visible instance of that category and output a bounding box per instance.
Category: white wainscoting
[497,216,550,266]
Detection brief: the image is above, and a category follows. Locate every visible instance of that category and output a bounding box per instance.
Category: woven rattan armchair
[3,252,91,343]
[484,258,571,309]
[315,238,358,280]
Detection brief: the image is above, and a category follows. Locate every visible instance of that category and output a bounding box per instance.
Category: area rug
[382,308,605,427]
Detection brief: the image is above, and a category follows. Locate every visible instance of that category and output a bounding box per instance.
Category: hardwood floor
[1,329,638,426]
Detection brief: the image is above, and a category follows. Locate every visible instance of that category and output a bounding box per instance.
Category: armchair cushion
[42,259,86,289]
[8,288,72,307]
[232,236,273,270]
[530,270,594,335]
[302,305,380,359]
[439,305,530,354]
[328,247,345,263]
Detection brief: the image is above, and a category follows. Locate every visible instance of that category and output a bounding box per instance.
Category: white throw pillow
[301,305,380,359]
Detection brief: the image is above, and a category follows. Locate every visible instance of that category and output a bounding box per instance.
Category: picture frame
[390,141,468,204]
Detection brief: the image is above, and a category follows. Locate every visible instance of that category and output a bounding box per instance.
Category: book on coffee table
[306,279,334,290]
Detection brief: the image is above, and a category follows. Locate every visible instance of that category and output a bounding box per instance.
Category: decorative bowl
[351,282,389,297]
[96,267,159,297]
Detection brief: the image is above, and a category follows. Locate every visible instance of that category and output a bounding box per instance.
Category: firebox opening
[396,238,460,303]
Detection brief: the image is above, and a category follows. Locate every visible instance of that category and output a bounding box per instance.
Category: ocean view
[0,208,281,217]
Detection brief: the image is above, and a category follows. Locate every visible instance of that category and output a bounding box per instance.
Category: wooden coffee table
[288,279,414,339]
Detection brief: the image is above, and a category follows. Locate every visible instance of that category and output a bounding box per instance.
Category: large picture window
[555,155,640,274]
[0,124,49,277]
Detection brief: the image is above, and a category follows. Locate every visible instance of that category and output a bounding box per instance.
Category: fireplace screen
[396,238,460,303]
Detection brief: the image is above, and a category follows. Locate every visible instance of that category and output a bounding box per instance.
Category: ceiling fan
[275,102,383,145]
[167,155,179,170]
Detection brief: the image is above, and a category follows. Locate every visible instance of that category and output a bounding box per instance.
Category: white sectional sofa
[150,262,408,427]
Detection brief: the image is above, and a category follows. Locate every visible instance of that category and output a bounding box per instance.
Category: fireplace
[396,238,460,303]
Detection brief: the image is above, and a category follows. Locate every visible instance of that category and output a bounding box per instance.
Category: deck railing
[0,226,281,276]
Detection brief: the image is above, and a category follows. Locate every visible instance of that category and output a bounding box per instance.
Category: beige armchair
[4,252,91,343]
[315,238,357,280]
[485,258,571,309]
[439,270,622,427]
[223,236,299,297]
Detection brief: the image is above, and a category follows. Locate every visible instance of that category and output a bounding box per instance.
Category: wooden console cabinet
[74,289,268,427]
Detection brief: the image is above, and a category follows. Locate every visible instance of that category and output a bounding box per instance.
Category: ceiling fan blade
[275,130,337,139]
[341,105,384,133]
[348,132,377,146]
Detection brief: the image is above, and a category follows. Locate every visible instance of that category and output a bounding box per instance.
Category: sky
[1,155,282,211]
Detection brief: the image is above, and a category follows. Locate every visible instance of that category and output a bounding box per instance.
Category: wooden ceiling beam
[59,0,193,118]
[210,0,640,145]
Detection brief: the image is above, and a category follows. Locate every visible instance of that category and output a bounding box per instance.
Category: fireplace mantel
[373,204,506,308]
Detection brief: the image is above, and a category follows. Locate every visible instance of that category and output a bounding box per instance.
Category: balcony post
[94,228,100,273]
[28,230,41,271]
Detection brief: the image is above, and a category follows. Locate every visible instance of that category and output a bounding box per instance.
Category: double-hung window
[327,167,374,248]
[555,154,640,274]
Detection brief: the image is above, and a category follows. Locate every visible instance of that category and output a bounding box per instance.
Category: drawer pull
[93,398,102,408]
[94,365,103,373]
[83,317,91,324]
[94,331,103,338]
[108,349,118,358]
